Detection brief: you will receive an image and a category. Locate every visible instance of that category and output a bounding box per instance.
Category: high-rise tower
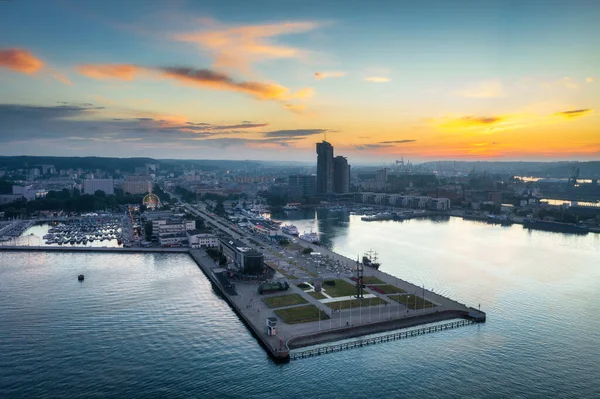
[316,141,334,194]
[333,156,350,193]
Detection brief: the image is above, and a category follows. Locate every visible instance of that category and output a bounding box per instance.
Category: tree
[195,218,205,230]
[214,200,226,216]
[144,221,153,241]
[94,190,106,198]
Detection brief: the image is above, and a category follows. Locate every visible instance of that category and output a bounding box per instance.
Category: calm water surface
[1,215,600,398]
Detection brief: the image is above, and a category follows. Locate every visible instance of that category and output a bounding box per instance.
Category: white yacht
[281,224,299,236]
[299,231,320,244]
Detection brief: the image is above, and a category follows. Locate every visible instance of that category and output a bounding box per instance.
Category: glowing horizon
[0,0,598,162]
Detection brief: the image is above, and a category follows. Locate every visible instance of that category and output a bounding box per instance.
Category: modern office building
[316,141,334,194]
[220,238,264,275]
[333,156,350,193]
[288,174,317,198]
[83,178,114,195]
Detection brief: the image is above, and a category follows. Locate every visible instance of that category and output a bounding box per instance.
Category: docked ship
[283,204,299,211]
[523,219,588,234]
[281,224,299,236]
[299,231,320,244]
[361,212,393,222]
[362,249,381,269]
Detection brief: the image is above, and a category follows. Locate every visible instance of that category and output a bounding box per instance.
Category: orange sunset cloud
[174,21,318,73]
[77,64,142,81]
[0,48,44,74]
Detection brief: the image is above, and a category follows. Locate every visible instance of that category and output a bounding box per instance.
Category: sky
[0,0,598,163]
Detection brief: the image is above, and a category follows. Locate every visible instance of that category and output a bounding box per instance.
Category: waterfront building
[316,141,334,194]
[219,238,264,274]
[83,179,114,195]
[186,231,218,249]
[428,198,451,211]
[333,156,350,193]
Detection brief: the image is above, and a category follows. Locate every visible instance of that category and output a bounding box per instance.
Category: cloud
[458,79,505,98]
[210,123,268,130]
[365,76,390,83]
[541,76,579,90]
[77,64,142,81]
[0,48,44,74]
[0,103,269,145]
[49,70,72,85]
[586,77,594,83]
[355,144,394,150]
[378,140,416,144]
[77,64,313,106]
[315,71,345,80]
[262,129,329,139]
[553,109,593,119]
[282,103,307,114]
[173,21,318,73]
[158,66,307,101]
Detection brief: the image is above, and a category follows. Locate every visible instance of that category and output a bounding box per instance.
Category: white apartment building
[187,232,218,248]
[83,179,114,195]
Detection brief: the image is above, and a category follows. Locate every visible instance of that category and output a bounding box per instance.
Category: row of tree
[0,188,145,218]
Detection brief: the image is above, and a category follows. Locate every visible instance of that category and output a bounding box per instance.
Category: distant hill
[417,161,600,178]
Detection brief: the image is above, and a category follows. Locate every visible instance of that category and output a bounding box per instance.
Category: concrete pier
[187,246,485,363]
[0,246,189,254]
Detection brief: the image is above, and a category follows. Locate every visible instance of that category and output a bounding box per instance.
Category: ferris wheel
[142,182,161,209]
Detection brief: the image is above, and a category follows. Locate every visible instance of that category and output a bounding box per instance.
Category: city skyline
[1,0,599,161]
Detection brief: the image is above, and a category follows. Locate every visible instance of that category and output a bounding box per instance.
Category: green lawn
[361,276,386,285]
[275,305,329,324]
[375,284,406,294]
[389,294,435,309]
[322,279,358,297]
[325,297,387,310]
[263,294,308,308]
[308,291,327,300]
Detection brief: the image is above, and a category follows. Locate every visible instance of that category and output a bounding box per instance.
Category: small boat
[78,274,84,281]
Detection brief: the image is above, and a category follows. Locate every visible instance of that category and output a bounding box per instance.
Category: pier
[187,245,485,363]
[290,319,476,360]
[0,246,189,254]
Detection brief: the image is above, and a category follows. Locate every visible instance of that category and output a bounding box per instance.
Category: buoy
[78,274,84,281]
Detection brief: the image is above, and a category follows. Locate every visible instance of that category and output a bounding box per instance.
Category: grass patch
[263,294,308,308]
[361,276,386,285]
[374,284,406,294]
[325,297,387,310]
[322,279,358,297]
[308,291,327,300]
[389,294,435,309]
[297,283,310,289]
[275,305,329,324]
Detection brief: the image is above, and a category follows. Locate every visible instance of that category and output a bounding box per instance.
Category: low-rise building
[187,230,218,248]
[428,198,451,211]
[220,238,264,274]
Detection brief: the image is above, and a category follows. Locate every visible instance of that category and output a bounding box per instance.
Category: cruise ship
[281,224,299,236]
[299,231,320,244]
